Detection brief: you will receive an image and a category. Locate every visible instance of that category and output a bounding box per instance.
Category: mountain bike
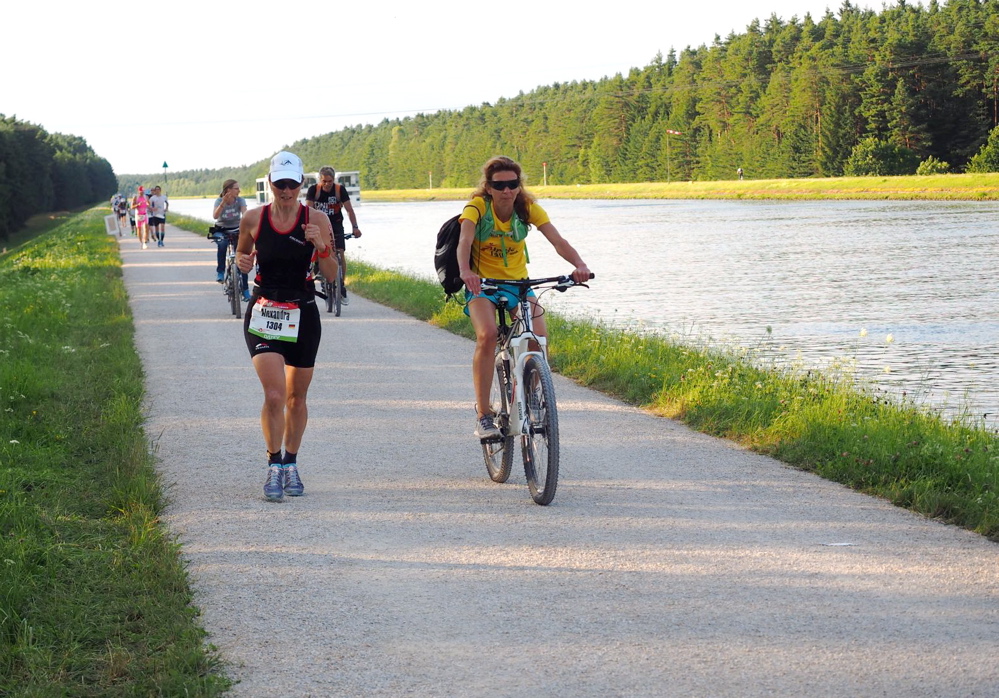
[213,228,244,318]
[313,232,355,316]
[479,274,593,505]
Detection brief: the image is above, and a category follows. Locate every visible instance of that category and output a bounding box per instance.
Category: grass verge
[0,208,228,695]
[364,172,999,202]
[342,260,999,541]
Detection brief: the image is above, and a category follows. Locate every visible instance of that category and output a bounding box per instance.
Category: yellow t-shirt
[459,197,550,280]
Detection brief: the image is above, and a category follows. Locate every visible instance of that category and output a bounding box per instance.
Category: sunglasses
[489,179,520,191]
[272,179,302,190]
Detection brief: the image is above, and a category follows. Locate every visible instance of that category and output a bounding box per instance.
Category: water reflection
[169,197,998,427]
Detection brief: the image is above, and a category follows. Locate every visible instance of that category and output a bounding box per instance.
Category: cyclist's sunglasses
[488,179,521,191]
[272,179,302,190]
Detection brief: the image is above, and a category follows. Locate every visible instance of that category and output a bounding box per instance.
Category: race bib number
[248,298,301,343]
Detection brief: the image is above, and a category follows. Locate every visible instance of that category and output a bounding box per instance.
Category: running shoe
[284,464,304,496]
[263,465,285,501]
[141,242,148,249]
[341,289,349,305]
[243,289,252,302]
[474,413,501,440]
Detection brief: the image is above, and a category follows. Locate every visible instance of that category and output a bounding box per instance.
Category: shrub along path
[122,224,998,697]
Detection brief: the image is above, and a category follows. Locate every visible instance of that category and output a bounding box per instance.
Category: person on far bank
[148,185,169,246]
[457,155,592,440]
[212,179,250,300]
[306,166,361,304]
[236,151,338,502]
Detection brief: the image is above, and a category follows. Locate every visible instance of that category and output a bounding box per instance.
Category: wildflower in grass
[9,439,19,444]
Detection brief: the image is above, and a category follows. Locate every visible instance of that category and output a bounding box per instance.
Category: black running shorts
[243,297,322,368]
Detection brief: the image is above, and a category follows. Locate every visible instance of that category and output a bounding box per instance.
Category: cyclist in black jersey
[236,151,338,502]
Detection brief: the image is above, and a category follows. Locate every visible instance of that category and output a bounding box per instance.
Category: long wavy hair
[471,156,535,224]
[219,179,239,197]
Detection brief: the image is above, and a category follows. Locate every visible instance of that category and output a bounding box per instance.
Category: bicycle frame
[495,295,547,439]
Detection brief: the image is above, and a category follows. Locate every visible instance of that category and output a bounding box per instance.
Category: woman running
[236,151,338,501]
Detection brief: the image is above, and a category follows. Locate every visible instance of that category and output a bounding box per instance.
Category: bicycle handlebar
[480,273,594,293]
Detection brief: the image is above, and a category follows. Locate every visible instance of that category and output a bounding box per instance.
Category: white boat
[255,170,360,205]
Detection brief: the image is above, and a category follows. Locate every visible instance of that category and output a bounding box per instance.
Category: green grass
[0,208,228,696]
[341,260,999,541]
[364,172,999,202]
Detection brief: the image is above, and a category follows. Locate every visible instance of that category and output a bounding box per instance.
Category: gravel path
[119,226,998,697]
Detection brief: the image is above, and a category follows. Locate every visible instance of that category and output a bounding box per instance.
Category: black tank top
[252,204,314,297]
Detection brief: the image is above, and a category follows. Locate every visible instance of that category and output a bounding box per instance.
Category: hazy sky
[2,0,878,176]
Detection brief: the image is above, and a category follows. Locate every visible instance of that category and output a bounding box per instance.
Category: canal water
[169,197,999,427]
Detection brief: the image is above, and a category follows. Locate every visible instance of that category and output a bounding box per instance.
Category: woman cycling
[212,179,250,300]
[236,151,338,502]
[457,156,592,440]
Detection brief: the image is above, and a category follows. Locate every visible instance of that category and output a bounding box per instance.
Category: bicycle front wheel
[482,354,514,483]
[228,258,242,317]
[521,354,560,505]
[321,276,334,313]
[332,264,344,316]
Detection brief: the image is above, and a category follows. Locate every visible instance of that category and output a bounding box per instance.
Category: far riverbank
[363,172,999,202]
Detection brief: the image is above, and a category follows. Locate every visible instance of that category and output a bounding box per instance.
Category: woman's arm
[236,209,260,273]
[309,213,339,281]
[457,218,480,295]
[539,222,591,282]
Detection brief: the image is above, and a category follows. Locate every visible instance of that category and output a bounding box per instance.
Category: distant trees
[137,0,999,193]
[0,115,116,241]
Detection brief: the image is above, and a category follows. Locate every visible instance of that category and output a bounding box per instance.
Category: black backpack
[434,214,469,298]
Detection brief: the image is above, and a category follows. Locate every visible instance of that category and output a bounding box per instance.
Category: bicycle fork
[504,334,548,437]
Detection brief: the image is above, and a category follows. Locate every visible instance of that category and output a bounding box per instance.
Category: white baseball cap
[269,151,304,182]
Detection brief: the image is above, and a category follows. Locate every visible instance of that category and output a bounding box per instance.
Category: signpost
[665,130,682,183]
[162,161,169,187]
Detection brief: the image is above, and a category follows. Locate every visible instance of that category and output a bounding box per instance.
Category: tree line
[129,0,999,194]
[0,115,117,241]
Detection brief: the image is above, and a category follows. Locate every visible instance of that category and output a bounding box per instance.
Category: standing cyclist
[306,166,362,304]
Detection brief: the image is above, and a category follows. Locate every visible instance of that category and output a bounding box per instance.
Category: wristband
[317,246,332,259]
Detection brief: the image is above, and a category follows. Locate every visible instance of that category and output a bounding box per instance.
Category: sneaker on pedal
[474,413,501,440]
[284,464,304,496]
[216,271,224,283]
[263,465,284,501]
[340,289,349,305]
[243,289,252,302]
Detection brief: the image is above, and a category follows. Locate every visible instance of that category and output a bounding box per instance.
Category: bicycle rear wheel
[521,354,559,505]
[482,353,514,483]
